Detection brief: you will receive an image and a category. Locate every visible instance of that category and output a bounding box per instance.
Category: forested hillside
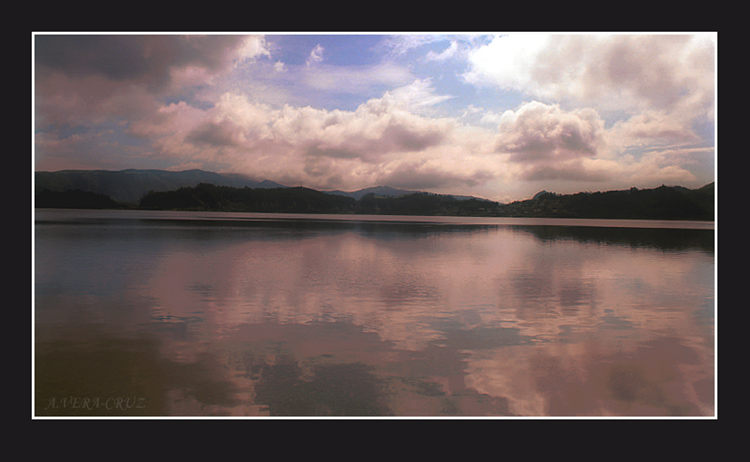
[35,178,715,221]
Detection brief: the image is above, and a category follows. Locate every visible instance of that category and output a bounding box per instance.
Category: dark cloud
[35,35,248,88]
[521,162,610,182]
[34,35,257,131]
[382,163,494,190]
[186,120,242,148]
[381,122,445,153]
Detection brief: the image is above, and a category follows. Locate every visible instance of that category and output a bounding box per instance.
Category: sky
[33,32,717,202]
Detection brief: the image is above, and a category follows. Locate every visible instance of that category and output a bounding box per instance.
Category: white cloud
[306,44,324,66]
[235,35,271,63]
[606,110,702,153]
[464,33,553,95]
[382,79,454,111]
[380,33,495,59]
[301,62,414,94]
[380,34,444,56]
[425,40,459,61]
[478,110,503,126]
[464,33,716,117]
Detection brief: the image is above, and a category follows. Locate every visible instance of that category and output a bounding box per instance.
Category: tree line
[35,182,715,221]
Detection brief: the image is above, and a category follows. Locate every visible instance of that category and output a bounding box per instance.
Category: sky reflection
[34,213,715,416]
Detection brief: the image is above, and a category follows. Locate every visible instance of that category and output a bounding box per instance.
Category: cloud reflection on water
[34,214,715,416]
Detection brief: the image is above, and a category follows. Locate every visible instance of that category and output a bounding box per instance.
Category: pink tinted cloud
[176,92,455,163]
[379,160,495,190]
[607,111,702,151]
[35,72,162,127]
[121,89,500,193]
[488,100,705,187]
[35,35,268,128]
[495,101,605,163]
[113,89,705,197]
[492,101,611,182]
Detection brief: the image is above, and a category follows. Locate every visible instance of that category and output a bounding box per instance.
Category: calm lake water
[33,209,715,417]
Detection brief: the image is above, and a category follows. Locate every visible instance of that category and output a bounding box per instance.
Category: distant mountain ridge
[326,185,493,202]
[35,169,287,203]
[35,169,492,204]
[34,169,715,221]
[500,183,715,221]
[325,185,418,200]
[131,181,714,220]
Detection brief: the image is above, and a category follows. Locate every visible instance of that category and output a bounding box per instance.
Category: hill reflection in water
[34,210,716,417]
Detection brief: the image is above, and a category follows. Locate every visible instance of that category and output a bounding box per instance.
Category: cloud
[490,101,639,183]
[464,33,715,117]
[379,160,496,190]
[230,89,450,161]
[300,62,414,94]
[495,101,606,163]
[379,34,445,56]
[34,34,270,128]
[35,71,162,127]
[35,35,267,88]
[235,36,271,63]
[384,78,454,111]
[185,119,244,148]
[34,34,714,201]
[520,160,611,182]
[606,111,702,152]
[425,40,459,61]
[122,87,501,193]
[488,100,707,186]
[306,44,324,66]
[459,33,715,189]
[380,34,493,59]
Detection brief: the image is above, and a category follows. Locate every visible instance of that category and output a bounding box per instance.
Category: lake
[33,209,715,417]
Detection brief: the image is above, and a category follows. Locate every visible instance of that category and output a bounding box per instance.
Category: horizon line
[33,167,715,204]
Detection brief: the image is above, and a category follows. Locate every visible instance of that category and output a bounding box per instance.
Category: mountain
[325,185,417,200]
[34,169,287,204]
[139,183,357,214]
[499,183,715,221]
[35,188,124,209]
[35,169,490,205]
[137,183,497,216]
[354,191,499,216]
[133,182,713,220]
[34,169,715,221]
[447,193,495,202]
[326,185,495,203]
